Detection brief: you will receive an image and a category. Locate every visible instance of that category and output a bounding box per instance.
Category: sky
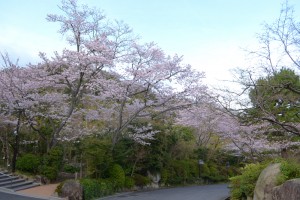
[1,0,300,87]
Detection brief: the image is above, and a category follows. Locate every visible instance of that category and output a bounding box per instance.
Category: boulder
[253,163,281,200]
[272,178,300,200]
[147,171,161,189]
[60,180,83,200]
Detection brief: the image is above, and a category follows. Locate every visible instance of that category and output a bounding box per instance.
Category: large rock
[253,163,281,200]
[147,171,161,189]
[60,180,83,200]
[272,178,300,200]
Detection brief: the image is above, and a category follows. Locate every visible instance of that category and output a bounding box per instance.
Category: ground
[18,183,60,199]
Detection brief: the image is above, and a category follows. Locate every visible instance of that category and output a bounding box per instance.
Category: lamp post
[226,161,230,178]
[198,159,204,179]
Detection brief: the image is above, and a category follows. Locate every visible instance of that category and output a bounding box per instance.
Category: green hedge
[16,154,40,174]
[109,164,125,189]
[80,179,114,200]
[40,166,58,181]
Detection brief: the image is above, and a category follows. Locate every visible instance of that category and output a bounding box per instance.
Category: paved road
[100,184,230,200]
[0,191,44,200]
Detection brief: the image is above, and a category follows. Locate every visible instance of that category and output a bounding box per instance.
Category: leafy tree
[219,3,300,158]
[248,68,300,127]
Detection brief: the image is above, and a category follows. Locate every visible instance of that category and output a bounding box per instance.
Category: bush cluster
[161,159,228,185]
[80,179,114,200]
[63,164,80,173]
[133,174,151,187]
[229,159,300,200]
[230,162,268,200]
[109,164,125,190]
[40,147,64,181]
[277,160,300,185]
[16,147,64,182]
[16,154,40,174]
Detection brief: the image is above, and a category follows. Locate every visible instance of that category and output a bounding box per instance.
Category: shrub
[160,169,170,185]
[80,179,114,200]
[55,181,65,196]
[162,159,200,185]
[47,147,64,170]
[63,164,80,173]
[124,176,135,189]
[40,147,64,181]
[277,160,300,185]
[133,174,151,187]
[109,164,125,189]
[40,166,58,181]
[80,179,101,200]
[16,154,40,174]
[229,162,269,200]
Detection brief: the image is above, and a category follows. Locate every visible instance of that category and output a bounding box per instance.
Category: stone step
[0,171,40,191]
[13,182,40,191]
[7,181,35,190]
[0,179,25,187]
[0,175,10,179]
[0,173,13,177]
[0,176,19,183]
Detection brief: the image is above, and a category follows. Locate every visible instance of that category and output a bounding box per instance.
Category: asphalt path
[0,190,45,200]
[100,184,230,200]
[0,184,229,200]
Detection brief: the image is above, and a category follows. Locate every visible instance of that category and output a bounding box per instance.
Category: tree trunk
[11,112,21,173]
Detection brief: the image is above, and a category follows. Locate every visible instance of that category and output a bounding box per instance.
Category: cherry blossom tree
[29,0,131,147]
[39,0,207,147]
[96,42,206,146]
[0,53,60,170]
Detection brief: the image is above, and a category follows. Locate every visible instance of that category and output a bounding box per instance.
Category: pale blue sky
[1,0,300,86]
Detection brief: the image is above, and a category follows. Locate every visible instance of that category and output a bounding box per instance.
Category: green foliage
[160,168,170,185]
[171,126,195,142]
[230,159,300,200]
[112,138,135,175]
[247,68,300,131]
[201,162,227,182]
[82,137,113,178]
[161,159,199,185]
[63,164,80,173]
[55,181,65,196]
[277,160,300,185]
[230,162,269,200]
[16,154,40,174]
[41,147,64,170]
[80,179,114,200]
[40,166,58,181]
[109,164,125,189]
[124,176,135,189]
[40,147,64,181]
[133,174,151,187]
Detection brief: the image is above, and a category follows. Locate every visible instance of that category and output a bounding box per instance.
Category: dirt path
[17,183,61,199]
